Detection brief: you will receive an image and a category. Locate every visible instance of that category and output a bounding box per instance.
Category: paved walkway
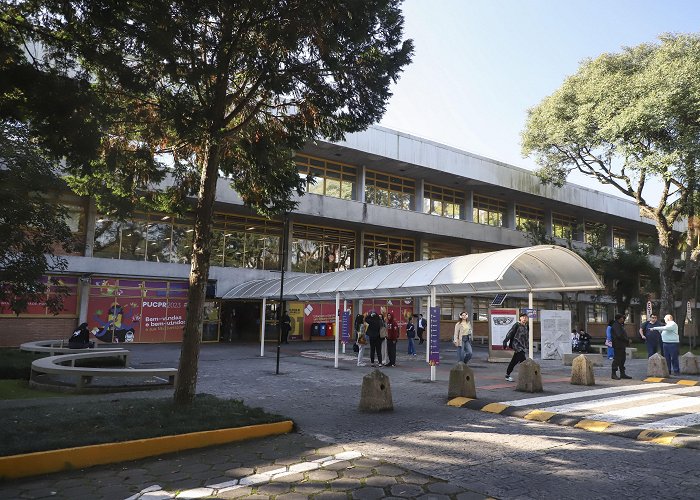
[2,341,700,499]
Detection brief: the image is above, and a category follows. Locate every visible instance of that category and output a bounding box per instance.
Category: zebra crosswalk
[497,381,700,434]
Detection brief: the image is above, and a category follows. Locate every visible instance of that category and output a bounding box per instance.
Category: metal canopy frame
[222,245,604,301]
[224,245,604,371]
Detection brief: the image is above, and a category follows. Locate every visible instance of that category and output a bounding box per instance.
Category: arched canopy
[222,245,603,301]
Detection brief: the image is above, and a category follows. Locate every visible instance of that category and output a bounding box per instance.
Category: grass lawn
[0,379,67,400]
[0,393,289,457]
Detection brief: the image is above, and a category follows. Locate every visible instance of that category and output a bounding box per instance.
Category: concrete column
[416,178,425,213]
[629,229,639,247]
[505,201,516,229]
[544,208,553,238]
[607,225,614,248]
[356,231,364,268]
[78,279,90,324]
[357,165,366,203]
[464,191,473,222]
[575,216,585,242]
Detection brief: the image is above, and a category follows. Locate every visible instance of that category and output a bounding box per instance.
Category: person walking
[611,313,632,379]
[386,312,399,366]
[280,310,291,344]
[453,311,473,363]
[640,313,664,358]
[651,314,680,375]
[605,319,615,360]
[365,311,383,367]
[417,313,426,344]
[503,312,529,382]
[355,313,367,366]
[379,312,389,365]
[406,317,417,356]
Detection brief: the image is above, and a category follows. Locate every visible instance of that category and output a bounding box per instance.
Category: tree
[4,0,413,405]
[522,34,700,316]
[0,120,75,315]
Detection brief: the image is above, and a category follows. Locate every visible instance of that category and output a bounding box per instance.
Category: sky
[379,0,700,199]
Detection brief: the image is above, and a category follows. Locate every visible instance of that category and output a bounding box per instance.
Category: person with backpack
[68,322,93,349]
[406,317,417,356]
[502,312,529,382]
[364,311,383,367]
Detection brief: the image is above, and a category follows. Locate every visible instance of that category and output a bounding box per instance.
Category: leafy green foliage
[522,34,700,313]
[0,121,76,315]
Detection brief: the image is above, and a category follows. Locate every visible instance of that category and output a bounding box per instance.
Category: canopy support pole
[334,292,340,368]
[430,286,437,382]
[260,297,266,357]
[528,291,534,360]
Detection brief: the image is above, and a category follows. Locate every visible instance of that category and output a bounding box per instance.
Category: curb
[0,420,294,480]
[447,397,700,449]
[644,377,699,386]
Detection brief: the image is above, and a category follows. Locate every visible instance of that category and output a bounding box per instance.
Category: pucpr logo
[142,301,185,308]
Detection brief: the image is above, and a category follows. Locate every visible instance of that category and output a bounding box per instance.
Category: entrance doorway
[220,301,262,342]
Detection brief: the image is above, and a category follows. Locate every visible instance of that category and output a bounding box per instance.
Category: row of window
[293,153,656,252]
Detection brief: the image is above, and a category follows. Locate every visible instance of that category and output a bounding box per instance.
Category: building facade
[1,126,664,346]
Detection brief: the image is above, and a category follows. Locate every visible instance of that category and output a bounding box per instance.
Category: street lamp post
[276,212,289,375]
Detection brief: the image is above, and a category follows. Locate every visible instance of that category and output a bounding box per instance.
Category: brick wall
[0,318,78,347]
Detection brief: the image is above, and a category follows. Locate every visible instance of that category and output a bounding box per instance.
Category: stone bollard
[359,369,393,412]
[516,359,543,393]
[571,354,595,386]
[647,352,670,378]
[448,362,476,399]
[680,352,700,375]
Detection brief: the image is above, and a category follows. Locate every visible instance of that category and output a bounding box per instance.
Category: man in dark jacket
[611,313,632,379]
[503,313,529,382]
[365,311,383,367]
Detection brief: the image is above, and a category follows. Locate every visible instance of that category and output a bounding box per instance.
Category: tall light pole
[276,212,289,375]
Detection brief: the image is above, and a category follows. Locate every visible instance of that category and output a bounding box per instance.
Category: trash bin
[326,322,334,338]
[311,322,320,337]
[319,323,327,336]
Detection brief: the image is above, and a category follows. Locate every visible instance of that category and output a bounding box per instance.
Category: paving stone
[351,458,383,468]
[216,486,254,498]
[314,445,347,456]
[292,482,329,495]
[315,492,351,500]
[323,460,354,471]
[416,494,451,500]
[456,492,489,500]
[329,477,363,491]
[255,481,292,495]
[308,469,340,481]
[390,483,425,497]
[275,493,310,500]
[374,465,405,477]
[364,475,397,488]
[224,467,255,478]
[351,486,386,499]
[340,467,373,479]
[426,481,464,494]
[175,486,214,498]
[269,472,305,483]
[400,472,432,485]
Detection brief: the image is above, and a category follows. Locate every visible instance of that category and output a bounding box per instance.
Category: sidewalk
[1,340,699,500]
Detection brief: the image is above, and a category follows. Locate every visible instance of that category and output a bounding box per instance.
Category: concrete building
[1,126,665,347]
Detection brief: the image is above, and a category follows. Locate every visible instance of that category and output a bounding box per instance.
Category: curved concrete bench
[20,340,123,356]
[29,350,177,392]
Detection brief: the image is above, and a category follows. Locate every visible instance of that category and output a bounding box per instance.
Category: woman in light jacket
[453,311,473,363]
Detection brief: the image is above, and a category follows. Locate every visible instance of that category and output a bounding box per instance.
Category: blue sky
[380,0,700,198]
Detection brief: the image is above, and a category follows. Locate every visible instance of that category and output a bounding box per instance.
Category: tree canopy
[2,0,413,404]
[522,33,700,315]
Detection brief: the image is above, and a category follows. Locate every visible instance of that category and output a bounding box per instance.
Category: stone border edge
[447,397,700,449]
[0,420,294,481]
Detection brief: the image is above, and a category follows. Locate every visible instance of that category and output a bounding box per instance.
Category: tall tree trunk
[173,140,221,406]
[657,226,676,317]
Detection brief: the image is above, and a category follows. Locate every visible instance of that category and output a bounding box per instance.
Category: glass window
[473,298,490,322]
[586,304,608,323]
[584,221,607,246]
[93,218,122,259]
[365,170,415,210]
[637,233,655,255]
[292,224,356,273]
[552,213,578,240]
[363,233,415,267]
[120,221,146,261]
[424,184,462,219]
[516,205,544,232]
[296,154,356,200]
[473,195,505,227]
[612,227,628,249]
[422,240,466,260]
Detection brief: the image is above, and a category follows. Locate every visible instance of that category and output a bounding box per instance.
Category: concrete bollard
[647,352,670,378]
[448,362,476,399]
[680,352,700,375]
[570,354,595,386]
[359,369,393,412]
[516,359,543,393]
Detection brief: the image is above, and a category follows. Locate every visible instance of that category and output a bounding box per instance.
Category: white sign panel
[489,308,518,349]
[540,310,572,360]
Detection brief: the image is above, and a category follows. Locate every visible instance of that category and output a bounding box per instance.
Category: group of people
[605,312,680,379]
[571,329,592,353]
[352,311,428,367]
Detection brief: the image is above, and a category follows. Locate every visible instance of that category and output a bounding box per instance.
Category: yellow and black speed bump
[644,377,699,386]
[447,397,700,449]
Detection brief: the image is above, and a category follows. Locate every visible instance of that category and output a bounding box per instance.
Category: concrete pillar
[571,354,595,386]
[544,208,553,239]
[356,231,364,269]
[448,362,477,398]
[464,190,473,222]
[516,359,543,393]
[359,369,393,412]
[505,201,516,229]
[357,165,366,203]
[416,178,425,213]
[680,352,699,375]
[647,353,670,378]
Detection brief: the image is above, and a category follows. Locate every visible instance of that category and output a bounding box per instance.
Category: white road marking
[500,383,661,407]
[541,386,700,414]
[587,396,700,423]
[639,412,700,432]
